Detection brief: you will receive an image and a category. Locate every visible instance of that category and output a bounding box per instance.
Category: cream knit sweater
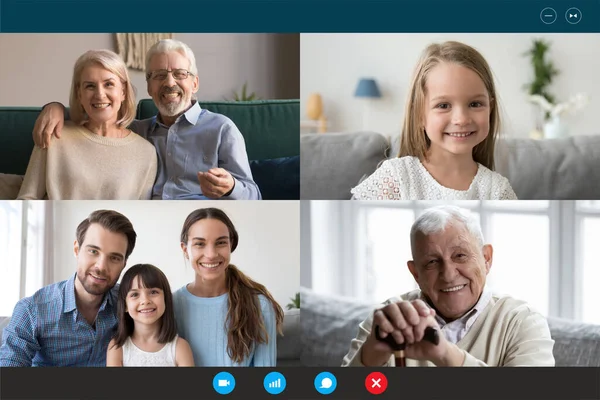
[342,290,555,367]
[18,122,157,200]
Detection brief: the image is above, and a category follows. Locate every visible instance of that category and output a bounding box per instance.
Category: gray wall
[0,33,299,107]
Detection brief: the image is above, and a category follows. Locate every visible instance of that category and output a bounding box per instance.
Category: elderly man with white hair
[342,205,555,367]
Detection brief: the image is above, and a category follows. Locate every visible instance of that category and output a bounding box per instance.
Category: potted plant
[523,39,559,118]
[228,82,260,101]
[286,292,300,310]
[523,39,588,139]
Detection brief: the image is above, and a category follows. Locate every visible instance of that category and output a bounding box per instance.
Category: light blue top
[130,101,261,200]
[172,285,277,366]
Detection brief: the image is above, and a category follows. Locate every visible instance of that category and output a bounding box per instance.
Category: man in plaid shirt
[0,209,136,366]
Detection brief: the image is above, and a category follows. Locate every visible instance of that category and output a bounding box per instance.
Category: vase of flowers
[542,115,567,139]
[530,93,589,139]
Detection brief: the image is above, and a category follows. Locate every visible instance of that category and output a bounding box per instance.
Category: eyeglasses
[146,69,194,81]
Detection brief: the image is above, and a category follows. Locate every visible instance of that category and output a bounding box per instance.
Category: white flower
[529,94,554,113]
[529,93,589,119]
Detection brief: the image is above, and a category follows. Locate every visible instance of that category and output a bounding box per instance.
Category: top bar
[1,0,599,33]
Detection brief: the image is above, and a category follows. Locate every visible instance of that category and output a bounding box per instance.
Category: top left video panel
[0,33,300,200]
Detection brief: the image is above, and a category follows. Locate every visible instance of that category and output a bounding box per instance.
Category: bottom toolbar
[1,367,599,400]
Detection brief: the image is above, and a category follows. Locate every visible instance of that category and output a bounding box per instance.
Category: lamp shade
[354,78,381,98]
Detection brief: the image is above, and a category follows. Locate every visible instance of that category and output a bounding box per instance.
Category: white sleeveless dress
[351,156,518,200]
[122,335,178,366]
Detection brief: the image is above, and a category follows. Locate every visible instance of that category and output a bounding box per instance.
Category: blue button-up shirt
[130,102,261,200]
[0,274,118,367]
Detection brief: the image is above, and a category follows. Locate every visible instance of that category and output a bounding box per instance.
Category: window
[308,200,596,323]
[0,201,48,316]
[485,208,549,315]
[577,201,600,324]
[0,201,23,316]
[362,207,416,299]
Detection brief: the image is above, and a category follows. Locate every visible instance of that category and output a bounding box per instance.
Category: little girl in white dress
[107,264,194,367]
[351,41,517,200]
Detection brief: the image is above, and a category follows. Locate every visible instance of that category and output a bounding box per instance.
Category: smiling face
[78,65,126,127]
[407,221,493,321]
[146,51,199,120]
[124,276,166,327]
[181,218,231,285]
[74,223,128,297]
[423,62,491,158]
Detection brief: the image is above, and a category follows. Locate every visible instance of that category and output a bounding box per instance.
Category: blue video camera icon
[213,372,236,395]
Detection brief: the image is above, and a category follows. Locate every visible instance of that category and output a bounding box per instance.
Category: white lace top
[122,335,178,367]
[351,156,517,200]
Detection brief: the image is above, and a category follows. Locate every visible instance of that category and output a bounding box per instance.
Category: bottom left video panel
[0,200,300,371]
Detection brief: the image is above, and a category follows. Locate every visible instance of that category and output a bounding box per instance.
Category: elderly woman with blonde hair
[17,50,157,200]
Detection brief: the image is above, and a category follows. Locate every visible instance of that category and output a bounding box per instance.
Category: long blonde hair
[399,41,500,170]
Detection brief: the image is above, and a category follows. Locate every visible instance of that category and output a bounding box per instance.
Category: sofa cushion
[495,136,600,199]
[277,308,301,366]
[300,131,600,200]
[0,108,38,175]
[0,173,24,200]
[301,132,389,200]
[300,287,600,367]
[547,316,600,367]
[0,316,10,344]
[136,99,300,162]
[300,287,375,366]
[250,156,299,200]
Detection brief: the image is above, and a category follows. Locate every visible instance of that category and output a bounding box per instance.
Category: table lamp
[354,78,381,131]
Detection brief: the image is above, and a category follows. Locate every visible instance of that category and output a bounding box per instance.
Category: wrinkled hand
[197,168,235,199]
[33,103,65,148]
[362,299,450,366]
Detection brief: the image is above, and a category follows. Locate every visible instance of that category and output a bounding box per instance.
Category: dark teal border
[0,0,599,33]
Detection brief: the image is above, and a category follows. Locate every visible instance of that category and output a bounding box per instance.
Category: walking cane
[375,325,440,367]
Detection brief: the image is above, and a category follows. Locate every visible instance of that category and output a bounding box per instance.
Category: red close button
[365,371,388,395]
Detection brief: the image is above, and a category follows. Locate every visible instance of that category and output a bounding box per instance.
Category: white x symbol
[371,378,381,388]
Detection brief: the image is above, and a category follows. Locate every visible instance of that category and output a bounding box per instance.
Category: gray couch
[300,131,600,200]
[0,309,302,366]
[299,287,600,367]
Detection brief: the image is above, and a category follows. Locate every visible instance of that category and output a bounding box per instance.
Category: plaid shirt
[0,273,118,366]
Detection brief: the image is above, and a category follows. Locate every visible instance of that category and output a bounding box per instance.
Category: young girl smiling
[107,264,194,366]
[351,41,517,200]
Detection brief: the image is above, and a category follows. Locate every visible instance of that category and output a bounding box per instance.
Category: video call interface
[1,0,600,399]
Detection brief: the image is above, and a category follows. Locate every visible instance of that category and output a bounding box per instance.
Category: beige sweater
[18,122,157,200]
[342,290,555,367]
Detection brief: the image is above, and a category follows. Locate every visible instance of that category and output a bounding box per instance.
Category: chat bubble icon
[319,377,332,389]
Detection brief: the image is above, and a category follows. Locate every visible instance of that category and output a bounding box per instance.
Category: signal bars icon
[263,372,287,395]
[268,378,282,388]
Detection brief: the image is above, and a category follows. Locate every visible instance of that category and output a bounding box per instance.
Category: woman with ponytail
[174,208,284,366]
